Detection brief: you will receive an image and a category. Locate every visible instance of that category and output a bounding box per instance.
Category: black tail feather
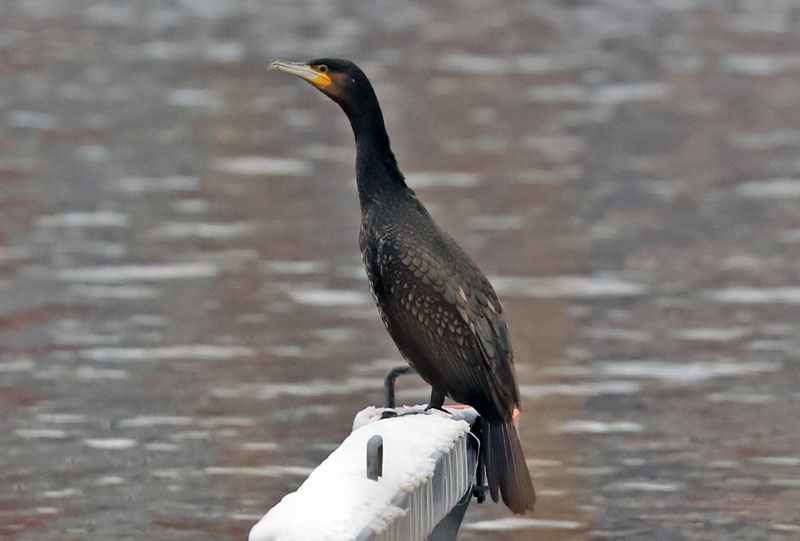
[483,418,536,514]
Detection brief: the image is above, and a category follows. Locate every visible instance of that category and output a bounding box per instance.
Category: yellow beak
[269,60,332,88]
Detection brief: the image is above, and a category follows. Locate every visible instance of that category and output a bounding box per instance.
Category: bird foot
[424,404,452,415]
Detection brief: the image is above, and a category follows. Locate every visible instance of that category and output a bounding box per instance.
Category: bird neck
[343,98,407,209]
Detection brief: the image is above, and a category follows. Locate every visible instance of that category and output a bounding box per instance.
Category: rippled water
[2,1,800,539]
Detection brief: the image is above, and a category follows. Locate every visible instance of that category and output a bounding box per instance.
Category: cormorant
[269,58,535,514]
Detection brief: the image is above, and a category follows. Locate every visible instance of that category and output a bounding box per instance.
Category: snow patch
[405,171,480,188]
[212,156,311,176]
[464,517,584,531]
[111,176,199,194]
[437,53,579,74]
[598,359,779,382]
[490,274,646,299]
[249,408,471,541]
[737,178,800,198]
[83,438,137,450]
[708,287,800,304]
[519,380,641,398]
[118,416,193,428]
[0,359,35,372]
[37,211,129,228]
[58,262,219,282]
[613,481,682,492]
[206,466,313,477]
[81,345,255,362]
[751,456,800,466]
[671,327,749,342]
[554,420,642,434]
[148,221,256,239]
[286,288,371,307]
[14,428,68,439]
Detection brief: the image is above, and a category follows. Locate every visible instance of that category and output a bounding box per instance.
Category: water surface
[1,1,800,539]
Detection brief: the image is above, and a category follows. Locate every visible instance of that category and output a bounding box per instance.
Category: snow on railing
[249,403,481,541]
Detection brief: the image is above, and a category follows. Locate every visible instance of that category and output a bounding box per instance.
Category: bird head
[269,58,375,115]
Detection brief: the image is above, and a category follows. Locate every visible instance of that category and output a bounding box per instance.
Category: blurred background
[2,1,800,539]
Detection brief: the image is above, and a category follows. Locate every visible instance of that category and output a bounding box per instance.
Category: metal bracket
[470,417,487,503]
[366,435,383,481]
[383,365,413,408]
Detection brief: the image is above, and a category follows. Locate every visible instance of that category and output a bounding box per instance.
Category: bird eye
[318,65,328,73]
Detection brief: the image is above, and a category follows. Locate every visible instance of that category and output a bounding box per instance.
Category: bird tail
[483,417,536,514]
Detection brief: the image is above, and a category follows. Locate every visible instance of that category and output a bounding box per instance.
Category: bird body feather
[360,190,518,421]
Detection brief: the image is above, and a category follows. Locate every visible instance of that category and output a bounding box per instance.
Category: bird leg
[425,387,449,414]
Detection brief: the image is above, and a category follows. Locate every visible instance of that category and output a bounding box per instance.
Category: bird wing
[374,228,519,417]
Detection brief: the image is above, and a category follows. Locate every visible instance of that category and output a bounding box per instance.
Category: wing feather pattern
[371,227,519,419]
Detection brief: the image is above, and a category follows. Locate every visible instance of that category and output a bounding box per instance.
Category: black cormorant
[269,58,536,514]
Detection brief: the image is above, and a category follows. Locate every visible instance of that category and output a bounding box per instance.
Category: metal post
[471,417,487,503]
[366,435,383,481]
[383,365,413,408]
